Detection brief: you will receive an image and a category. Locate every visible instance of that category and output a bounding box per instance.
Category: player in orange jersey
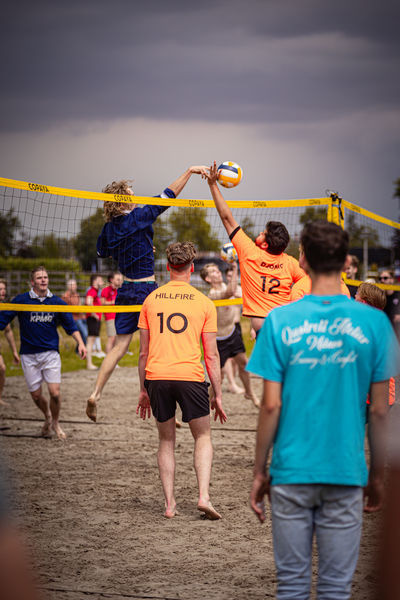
[136,242,226,520]
[205,162,306,334]
[290,243,351,301]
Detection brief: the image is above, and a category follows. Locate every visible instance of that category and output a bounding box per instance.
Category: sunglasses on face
[379,276,390,281]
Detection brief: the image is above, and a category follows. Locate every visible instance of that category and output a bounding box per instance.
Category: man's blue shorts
[115,281,157,335]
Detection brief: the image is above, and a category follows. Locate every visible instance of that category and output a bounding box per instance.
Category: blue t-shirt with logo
[0,291,78,355]
[247,295,400,487]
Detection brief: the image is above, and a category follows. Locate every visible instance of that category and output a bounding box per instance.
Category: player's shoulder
[232,227,251,246]
[11,291,30,304]
[51,294,67,305]
[282,252,299,266]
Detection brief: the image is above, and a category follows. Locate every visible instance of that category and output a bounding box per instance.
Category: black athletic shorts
[144,379,210,423]
[217,324,246,368]
[87,316,101,337]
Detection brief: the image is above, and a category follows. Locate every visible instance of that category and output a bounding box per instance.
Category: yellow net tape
[0,176,329,209]
[0,298,243,313]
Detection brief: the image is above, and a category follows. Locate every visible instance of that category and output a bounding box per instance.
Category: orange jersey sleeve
[231,228,306,317]
[340,280,351,298]
[138,280,217,381]
[290,276,311,301]
[290,276,351,302]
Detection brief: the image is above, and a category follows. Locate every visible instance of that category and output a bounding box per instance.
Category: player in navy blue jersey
[0,267,86,439]
[86,165,209,422]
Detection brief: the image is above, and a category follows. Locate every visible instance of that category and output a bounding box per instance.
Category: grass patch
[0,325,141,377]
[0,317,256,377]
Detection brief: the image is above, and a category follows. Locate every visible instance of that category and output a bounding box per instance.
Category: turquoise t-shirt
[247,295,400,487]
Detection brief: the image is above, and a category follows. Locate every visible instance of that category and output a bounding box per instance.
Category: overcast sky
[1,0,399,222]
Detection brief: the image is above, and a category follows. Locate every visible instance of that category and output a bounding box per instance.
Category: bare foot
[86,398,97,422]
[52,421,66,440]
[42,416,52,437]
[0,399,10,406]
[175,418,182,428]
[227,383,245,395]
[197,501,222,520]
[87,365,98,371]
[164,505,179,519]
[245,393,260,409]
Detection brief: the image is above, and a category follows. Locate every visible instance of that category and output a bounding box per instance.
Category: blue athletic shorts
[115,281,158,335]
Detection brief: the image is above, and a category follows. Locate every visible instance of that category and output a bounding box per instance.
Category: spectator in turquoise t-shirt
[247,220,400,600]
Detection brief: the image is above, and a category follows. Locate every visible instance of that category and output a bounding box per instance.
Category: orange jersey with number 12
[231,228,306,318]
[138,280,217,381]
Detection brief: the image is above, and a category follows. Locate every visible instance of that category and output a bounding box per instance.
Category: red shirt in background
[86,287,102,320]
[101,285,118,321]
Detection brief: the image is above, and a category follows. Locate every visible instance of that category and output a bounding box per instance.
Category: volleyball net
[0,176,399,314]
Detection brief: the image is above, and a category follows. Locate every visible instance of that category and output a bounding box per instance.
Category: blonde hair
[102,180,136,223]
[200,263,217,283]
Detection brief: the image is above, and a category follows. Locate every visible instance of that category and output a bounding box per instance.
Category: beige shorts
[20,351,61,392]
[106,319,117,337]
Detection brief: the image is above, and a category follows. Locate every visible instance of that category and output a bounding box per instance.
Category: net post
[327,191,344,229]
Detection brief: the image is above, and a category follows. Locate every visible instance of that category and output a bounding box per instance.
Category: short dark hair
[265,221,290,255]
[90,273,102,286]
[166,242,196,271]
[349,255,359,269]
[30,266,48,281]
[300,221,349,274]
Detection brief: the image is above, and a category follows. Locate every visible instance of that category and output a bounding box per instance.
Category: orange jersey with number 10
[231,228,306,317]
[138,280,217,381]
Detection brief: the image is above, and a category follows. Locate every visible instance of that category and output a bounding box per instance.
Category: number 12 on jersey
[261,277,280,294]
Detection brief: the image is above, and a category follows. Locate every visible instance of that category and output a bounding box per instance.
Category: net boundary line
[0,298,244,313]
[2,176,399,227]
[0,176,329,209]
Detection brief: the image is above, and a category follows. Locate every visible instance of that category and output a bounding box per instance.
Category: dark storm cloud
[1,0,400,132]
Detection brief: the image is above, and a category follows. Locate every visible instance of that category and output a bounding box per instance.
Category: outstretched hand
[189,165,210,178]
[136,391,152,420]
[211,395,227,424]
[205,161,219,186]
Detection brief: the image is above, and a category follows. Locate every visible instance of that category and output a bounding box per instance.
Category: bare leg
[86,333,133,421]
[189,415,221,520]
[223,358,245,395]
[0,356,9,406]
[86,335,98,370]
[156,417,178,518]
[105,335,116,355]
[235,353,260,408]
[31,386,52,436]
[47,383,66,440]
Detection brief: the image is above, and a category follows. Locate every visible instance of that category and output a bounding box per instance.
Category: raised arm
[206,161,239,237]
[225,261,239,298]
[168,166,210,198]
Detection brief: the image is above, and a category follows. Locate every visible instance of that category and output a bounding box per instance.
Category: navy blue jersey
[96,188,175,279]
[0,291,78,355]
